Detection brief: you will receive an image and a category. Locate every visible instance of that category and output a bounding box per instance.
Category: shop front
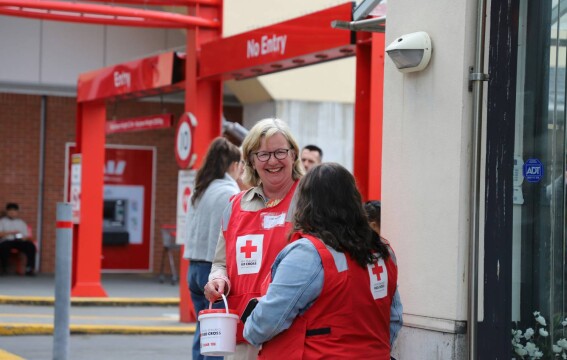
[482,0,567,357]
[513,0,566,356]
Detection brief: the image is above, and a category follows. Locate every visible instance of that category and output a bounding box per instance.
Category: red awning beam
[79,0,221,5]
[0,0,220,28]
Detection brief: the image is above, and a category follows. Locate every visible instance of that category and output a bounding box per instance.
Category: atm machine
[102,199,130,245]
[102,185,144,246]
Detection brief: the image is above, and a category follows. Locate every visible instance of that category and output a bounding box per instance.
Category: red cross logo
[182,187,191,213]
[240,240,257,259]
[371,263,384,281]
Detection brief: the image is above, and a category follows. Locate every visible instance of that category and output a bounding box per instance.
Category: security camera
[385,32,432,73]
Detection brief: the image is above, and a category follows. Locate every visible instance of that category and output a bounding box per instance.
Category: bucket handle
[209,293,230,314]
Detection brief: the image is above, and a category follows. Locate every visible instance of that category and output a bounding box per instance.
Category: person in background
[0,203,36,276]
[242,163,397,359]
[364,200,404,360]
[204,118,304,360]
[182,137,243,360]
[300,144,323,172]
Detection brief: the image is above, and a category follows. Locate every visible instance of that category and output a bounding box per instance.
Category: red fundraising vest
[259,232,398,360]
[224,181,298,343]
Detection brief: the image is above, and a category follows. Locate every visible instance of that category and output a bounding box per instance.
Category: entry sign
[175,112,197,169]
[523,158,544,183]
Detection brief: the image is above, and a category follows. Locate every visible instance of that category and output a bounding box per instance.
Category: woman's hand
[204,278,227,302]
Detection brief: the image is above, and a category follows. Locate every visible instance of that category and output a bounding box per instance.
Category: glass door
[512,0,567,357]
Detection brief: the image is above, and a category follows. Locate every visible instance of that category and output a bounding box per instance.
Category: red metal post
[354,32,384,201]
[368,32,385,200]
[179,0,223,323]
[179,247,195,322]
[71,101,108,297]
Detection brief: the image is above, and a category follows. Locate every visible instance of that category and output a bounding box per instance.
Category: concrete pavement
[0,273,196,336]
[1,334,194,360]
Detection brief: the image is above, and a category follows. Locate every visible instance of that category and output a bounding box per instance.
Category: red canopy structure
[0,0,219,27]
[0,1,385,320]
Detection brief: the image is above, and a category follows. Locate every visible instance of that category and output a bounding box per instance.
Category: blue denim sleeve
[243,238,324,347]
[390,286,403,346]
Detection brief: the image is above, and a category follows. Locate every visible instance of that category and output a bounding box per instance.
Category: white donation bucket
[198,294,239,356]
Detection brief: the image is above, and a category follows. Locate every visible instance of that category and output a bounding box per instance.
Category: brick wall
[0,93,41,242]
[0,93,240,274]
[41,96,76,272]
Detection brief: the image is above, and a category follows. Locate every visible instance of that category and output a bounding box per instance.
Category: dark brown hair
[364,200,381,225]
[291,163,389,267]
[191,137,241,205]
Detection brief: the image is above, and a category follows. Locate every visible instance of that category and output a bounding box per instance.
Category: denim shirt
[243,238,403,347]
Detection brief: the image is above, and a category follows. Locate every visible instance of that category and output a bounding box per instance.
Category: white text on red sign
[114,71,131,88]
[246,34,287,59]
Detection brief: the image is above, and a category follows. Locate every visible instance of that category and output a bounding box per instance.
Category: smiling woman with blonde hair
[204,118,304,360]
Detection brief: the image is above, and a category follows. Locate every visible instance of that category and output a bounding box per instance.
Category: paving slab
[0,273,196,336]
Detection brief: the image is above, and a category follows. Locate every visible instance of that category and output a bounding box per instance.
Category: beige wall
[223,0,352,36]
[382,0,477,347]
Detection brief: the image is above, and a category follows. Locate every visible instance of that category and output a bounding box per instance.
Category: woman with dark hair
[243,163,398,359]
[182,136,242,360]
[365,200,382,234]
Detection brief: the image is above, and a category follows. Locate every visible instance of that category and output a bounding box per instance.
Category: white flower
[524,328,534,340]
[511,312,562,358]
[535,314,547,326]
[525,341,538,356]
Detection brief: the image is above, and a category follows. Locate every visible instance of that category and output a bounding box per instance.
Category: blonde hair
[241,118,304,187]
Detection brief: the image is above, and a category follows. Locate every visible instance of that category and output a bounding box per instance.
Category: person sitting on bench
[0,202,36,276]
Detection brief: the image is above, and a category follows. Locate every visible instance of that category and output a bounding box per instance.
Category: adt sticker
[523,159,544,183]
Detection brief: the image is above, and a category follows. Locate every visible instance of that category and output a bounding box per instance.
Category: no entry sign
[175,112,197,168]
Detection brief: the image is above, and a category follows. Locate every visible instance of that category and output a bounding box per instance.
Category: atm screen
[103,199,129,245]
[103,201,116,220]
[103,199,127,228]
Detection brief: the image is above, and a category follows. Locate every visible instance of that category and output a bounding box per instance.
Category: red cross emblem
[371,263,384,281]
[182,187,191,213]
[240,240,257,259]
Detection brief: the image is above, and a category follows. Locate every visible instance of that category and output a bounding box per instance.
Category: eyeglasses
[252,148,292,162]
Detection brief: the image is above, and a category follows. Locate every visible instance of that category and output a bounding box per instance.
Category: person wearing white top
[0,202,36,275]
[182,137,243,360]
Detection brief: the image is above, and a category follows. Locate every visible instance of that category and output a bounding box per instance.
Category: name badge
[262,212,286,229]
